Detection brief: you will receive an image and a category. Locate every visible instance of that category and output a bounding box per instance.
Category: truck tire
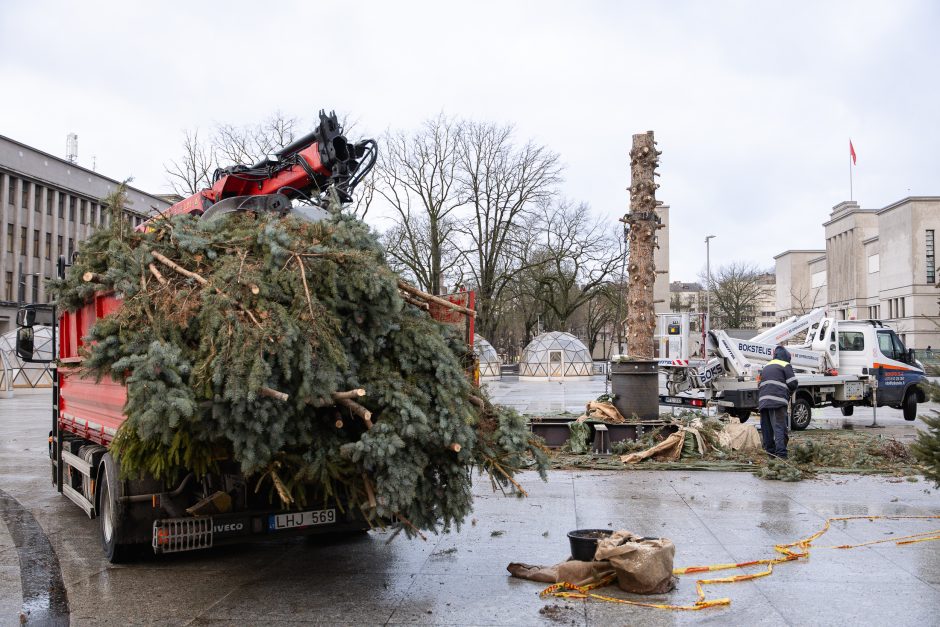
[98,453,142,563]
[840,405,854,417]
[731,409,750,423]
[790,398,812,431]
[902,391,918,422]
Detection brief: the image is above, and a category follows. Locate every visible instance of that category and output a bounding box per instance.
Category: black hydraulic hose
[119,472,194,503]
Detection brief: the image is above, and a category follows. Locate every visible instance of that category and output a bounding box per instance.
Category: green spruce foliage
[50,188,547,534]
[912,412,940,487]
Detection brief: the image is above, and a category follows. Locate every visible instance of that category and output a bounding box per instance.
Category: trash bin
[610,359,659,421]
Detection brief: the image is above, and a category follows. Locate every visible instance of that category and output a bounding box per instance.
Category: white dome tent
[519,331,594,379]
[0,325,55,394]
[474,335,501,379]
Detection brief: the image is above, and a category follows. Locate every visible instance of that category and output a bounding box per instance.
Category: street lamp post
[705,235,716,341]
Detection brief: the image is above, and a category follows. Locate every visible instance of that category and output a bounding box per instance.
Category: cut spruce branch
[147,263,168,285]
[259,386,289,402]
[400,293,430,310]
[336,397,373,429]
[149,249,263,329]
[397,280,476,317]
[151,250,208,285]
[82,271,106,284]
[332,388,366,401]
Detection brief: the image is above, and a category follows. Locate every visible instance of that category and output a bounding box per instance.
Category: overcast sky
[2,1,938,281]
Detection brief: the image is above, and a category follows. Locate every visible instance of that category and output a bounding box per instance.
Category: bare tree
[213,111,299,166]
[788,285,824,316]
[530,201,625,329]
[455,121,562,339]
[705,262,771,328]
[582,283,620,355]
[165,112,303,196]
[376,115,463,294]
[165,129,215,195]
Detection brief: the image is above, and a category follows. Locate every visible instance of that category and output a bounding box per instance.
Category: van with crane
[658,309,928,429]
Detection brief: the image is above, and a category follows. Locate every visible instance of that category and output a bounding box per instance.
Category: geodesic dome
[474,335,501,378]
[0,325,55,389]
[519,331,593,378]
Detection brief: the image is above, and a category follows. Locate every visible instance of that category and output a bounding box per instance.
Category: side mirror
[908,348,915,364]
[16,308,36,327]
[15,327,35,360]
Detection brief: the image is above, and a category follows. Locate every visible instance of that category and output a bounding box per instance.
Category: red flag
[850,140,857,165]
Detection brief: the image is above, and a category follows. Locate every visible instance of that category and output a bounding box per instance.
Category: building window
[31,277,39,303]
[7,177,15,204]
[20,226,27,253]
[21,181,29,207]
[68,238,74,258]
[900,297,906,318]
[46,192,53,215]
[45,233,51,259]
[57,235,63,258]
[5,224,12,250]
[34,185,42,211]
[80,200,87,224]
[4,272,12,300]
[69,197,76,221]
[928,230,935,284]
[33,230,40,257]
[58,194,64,218]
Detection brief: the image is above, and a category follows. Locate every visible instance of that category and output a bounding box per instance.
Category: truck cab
[827,321,924,410]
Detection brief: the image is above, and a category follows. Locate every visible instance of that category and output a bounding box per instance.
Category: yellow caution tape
[540,514,940,611]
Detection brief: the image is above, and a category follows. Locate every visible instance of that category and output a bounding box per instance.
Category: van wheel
[99,453,142,563]
[902,391,918,422]
[790,398,812,431]
[840,405,854,417]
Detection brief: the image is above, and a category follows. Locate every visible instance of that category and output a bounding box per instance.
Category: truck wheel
[790,398,812,431]
[99,453,141,563]
[731,409,750,423]
[840,405,854,417]
[902,391,918,422]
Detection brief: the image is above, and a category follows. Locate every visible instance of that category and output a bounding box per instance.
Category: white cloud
[1,0,937,279]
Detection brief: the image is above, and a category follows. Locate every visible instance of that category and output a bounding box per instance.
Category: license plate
[268,509,336,531]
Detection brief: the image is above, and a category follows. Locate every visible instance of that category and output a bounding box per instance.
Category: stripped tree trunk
[624,131,662,359]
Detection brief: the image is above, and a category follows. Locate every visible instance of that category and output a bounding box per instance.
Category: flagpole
[849,141,853,201]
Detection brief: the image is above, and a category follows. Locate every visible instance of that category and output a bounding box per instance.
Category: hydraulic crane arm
[160,110,375,221]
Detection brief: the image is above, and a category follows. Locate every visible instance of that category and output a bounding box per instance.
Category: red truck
[14,113,475,562]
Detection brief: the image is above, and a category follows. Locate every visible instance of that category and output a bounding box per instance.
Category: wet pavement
[2,388,939,625]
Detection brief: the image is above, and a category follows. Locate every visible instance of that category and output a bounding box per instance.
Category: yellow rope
[539,514,940,611]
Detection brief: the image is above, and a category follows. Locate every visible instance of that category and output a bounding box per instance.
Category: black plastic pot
[567,529,613,561]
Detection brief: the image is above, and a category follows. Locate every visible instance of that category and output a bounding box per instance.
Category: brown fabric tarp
[575,400,627,424]
[594,530,676,594]
[507,560,615,586]
[619,426,708,464]
[718,422,762,452]
[508,530,676,595]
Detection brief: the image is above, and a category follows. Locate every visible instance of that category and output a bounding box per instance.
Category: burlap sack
[594,530,676,594]
[507,560,615,586]
[718,422,762,452]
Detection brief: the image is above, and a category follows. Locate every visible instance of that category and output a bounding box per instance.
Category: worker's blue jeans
[759,406,789,458]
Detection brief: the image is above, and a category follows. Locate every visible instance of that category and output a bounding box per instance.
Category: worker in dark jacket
[758,346,798,458]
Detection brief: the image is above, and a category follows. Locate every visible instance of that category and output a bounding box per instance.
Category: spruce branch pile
[913,410,940,487]
[49,189,547,534]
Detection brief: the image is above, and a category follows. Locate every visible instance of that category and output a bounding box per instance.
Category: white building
[775,197,940,349]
